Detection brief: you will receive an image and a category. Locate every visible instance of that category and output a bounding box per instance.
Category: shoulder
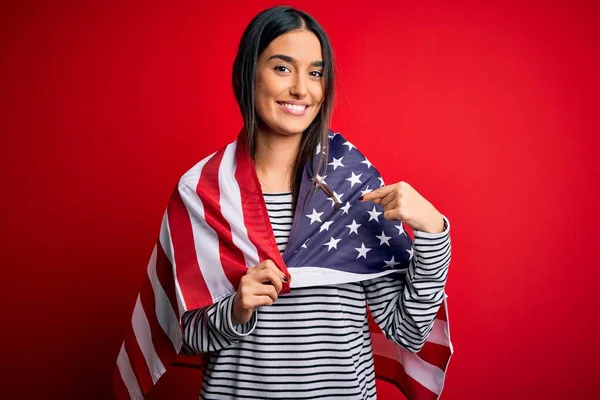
[178,139,236,190]
[326,131,383,183]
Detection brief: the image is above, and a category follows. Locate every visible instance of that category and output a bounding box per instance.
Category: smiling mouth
[276,102,310,116]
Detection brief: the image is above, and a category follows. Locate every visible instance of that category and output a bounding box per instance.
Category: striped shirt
[181,192,451,399]
[263,193,294,253]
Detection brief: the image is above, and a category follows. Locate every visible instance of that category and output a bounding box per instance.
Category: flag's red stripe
[167,186,211,310]
[234,135,289,281]
[139,274,178,368]
[196,148,246,285]
[155,240,179,319]
[374,354,438,400]
[123,330,154,395]
[367,310,383,334]
[435,300,447,322]
[113,364,131,400]
[417,341,452,372]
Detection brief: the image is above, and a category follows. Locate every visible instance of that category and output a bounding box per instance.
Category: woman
[114,5,452,400]
[180,6,451,400]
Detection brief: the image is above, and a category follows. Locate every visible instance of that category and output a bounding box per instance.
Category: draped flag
[114,131,453,400]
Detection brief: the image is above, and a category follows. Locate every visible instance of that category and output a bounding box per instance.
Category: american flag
[114,131,453,400]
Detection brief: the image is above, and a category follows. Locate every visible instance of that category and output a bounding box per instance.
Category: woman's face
[254,29,325,137]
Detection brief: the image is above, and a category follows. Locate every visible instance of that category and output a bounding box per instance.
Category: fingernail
[282,275,288,282]
[359,195,364,201]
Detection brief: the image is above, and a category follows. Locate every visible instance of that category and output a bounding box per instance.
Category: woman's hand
[360,181,445,234]
[232,260,287,325]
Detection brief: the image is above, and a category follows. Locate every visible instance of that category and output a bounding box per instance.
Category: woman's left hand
[360,181,445,234]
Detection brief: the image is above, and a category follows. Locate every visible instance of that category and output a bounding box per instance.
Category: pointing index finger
[360,184,396,202]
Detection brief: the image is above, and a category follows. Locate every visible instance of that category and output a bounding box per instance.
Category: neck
[254,128,302,193]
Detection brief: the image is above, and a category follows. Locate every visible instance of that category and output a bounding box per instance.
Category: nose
[289,74,307,99]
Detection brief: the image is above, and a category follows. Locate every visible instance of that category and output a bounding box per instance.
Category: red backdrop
[1,0,599,399]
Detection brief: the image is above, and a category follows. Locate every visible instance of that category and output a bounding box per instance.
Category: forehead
[261,29,323,62]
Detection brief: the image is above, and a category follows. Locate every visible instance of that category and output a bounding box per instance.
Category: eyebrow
[268,54,324,67]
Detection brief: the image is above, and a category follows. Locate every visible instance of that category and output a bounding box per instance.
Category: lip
[276,101,311,117]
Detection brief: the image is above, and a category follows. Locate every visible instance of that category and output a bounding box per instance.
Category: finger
[252,283,279,303]
[255,295,275,307]
[383,209,401,221]
[254,269,284,293]
[249,259,275,274]
[380,190,398,208]
[241,292,276,308]
[263,259,287,282]
[360,184,396,202]
[260,259,277,270]
[262,269,283,294]
[250,260,288,284]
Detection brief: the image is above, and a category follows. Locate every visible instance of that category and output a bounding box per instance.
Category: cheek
[310,88,325,116]
[311,82,325,106]
[254,83,273,118]
[255,76,280,107]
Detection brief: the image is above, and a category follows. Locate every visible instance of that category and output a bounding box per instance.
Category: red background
[1,0,599,399]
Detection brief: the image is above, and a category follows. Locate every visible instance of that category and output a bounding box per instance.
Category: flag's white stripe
[218,141,260,268]
[442,296,454,353]
[372,332,445,395]
[160,211,185,316]
[288,266,405,288]
[132,295,166,382]
[116,343,143,399]
[179,152,234,302]
[147,244,182,350]
[427,318,451,347]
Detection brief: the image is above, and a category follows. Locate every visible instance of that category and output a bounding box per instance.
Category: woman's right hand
[231,260,287,325]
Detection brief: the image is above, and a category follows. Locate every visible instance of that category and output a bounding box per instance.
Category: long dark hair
[232,6,336,211]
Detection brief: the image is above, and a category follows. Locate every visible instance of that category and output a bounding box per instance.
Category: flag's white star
[355,243,372,259]
[316,143,326,155]
[362,158,372,168]
[328,156,345,170]
[319,220,334,232]
[301,239,310,249]
[315,174,327,186]
[346,171,363,188]
[396,223,406,236]
[323,237,341,251]
[360,186,373,197]
[384,255,400,269]
[340,202,351,215]
[327,191,344,207]
[376,231,392,246]
[406,247,414,260]
[306,209,324,225]
[346,220,361,235]
[378,177,385,187]
[367,206,382,222]
[343,141,356,151]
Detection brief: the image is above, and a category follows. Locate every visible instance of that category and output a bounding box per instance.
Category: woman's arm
[361,215,451,353]
[180,293,258,355]
[181,260,285,355]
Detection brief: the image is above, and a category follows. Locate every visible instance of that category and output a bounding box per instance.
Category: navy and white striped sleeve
[361,214,451,353]
[180,293,258,355]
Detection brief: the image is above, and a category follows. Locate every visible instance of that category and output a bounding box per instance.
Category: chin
[258,110,320,137]
[279,118,319,136]
[280,127,311,137]
[279,126,308,136]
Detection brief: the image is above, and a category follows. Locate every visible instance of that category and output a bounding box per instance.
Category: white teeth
[282,103,306,111]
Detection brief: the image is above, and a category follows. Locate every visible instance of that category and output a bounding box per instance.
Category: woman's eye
[310,70,323,78]
[274,65,291,73]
